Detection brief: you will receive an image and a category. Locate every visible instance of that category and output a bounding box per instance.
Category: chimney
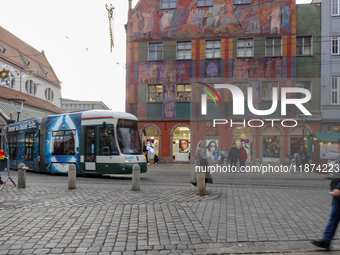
[128,0,132,10]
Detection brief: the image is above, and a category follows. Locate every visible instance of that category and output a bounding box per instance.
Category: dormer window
[0,44,6,53]
[19,53,30,66]
[39,64,48,75]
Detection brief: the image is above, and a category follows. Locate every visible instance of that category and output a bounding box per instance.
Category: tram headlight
[125,157,132,163]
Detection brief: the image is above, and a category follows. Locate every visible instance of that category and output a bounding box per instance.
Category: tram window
[99,125,119,155]
[24,133,34,161]
[117,119,142,155]
[9,135,17,160]
[52,130,76,155]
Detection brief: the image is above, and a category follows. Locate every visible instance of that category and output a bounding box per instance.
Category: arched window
[45,88,54,101]
[25,80,37,95]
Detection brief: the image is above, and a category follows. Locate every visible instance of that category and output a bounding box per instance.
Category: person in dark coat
[312,138,340,250]
[239,144,247,171]
[229,143,240,168]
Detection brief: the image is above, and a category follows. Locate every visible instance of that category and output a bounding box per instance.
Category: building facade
[0,26,64,129]
[61,98,110,112]
[319,0,340,133]
[126,0,321,163]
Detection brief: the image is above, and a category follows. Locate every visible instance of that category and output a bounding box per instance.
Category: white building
[61,98,110,112]
[0,26,64,128]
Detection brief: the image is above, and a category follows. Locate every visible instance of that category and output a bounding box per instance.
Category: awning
[309,132,340,142]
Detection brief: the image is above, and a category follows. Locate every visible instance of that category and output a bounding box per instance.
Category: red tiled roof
[0,26,60,86]
[0,86,65,114]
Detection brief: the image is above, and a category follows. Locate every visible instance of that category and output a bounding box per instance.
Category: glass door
[85,126,96,171]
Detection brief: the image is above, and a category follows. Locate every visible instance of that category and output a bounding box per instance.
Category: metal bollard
[196,166,206,196]
[68,164,76,189]
[132,164,140,191]
[18,163,26,188]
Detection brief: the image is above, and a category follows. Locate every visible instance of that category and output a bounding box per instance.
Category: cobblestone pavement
[0,163,339,254]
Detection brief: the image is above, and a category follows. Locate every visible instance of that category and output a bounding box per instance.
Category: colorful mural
[129,0,294,39]
[138,60,192,84]
[233,57,282,79]
[162,84,176,119]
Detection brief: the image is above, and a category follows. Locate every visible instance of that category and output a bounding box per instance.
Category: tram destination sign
[8,120,38,132]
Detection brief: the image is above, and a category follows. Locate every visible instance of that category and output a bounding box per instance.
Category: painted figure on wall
[163,84,176,119]
[271,2,281,34]
[139,61,192,84]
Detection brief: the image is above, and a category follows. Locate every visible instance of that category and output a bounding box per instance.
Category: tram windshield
[116,119,142,155]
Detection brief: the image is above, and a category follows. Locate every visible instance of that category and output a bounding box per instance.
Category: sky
[0,0,311,112]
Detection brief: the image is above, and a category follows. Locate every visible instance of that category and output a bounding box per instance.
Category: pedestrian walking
[190,140,213,189]
[239,144,247,171]
[220,147,227,163]
[311,138,340,250]
[229,143,239,168]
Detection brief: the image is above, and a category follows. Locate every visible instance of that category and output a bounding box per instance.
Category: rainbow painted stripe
[197,82,222,106]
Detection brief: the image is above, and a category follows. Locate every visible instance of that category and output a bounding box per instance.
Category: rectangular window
[206,40,221,58]
[161,0,176,9]
[198,0,212,6]
[296,81,312,99]
[149,43,163,60]
[333,0,340,15]
[332,77,340,104]
[266,37,281,57]
[177,41,191,59]
[52,130,76,155]
[297,36,312,56]
[234,82,248,99]
[234,0,250,4]
[237,38,253,57]
[332,37,340,54]
[176,84,191,101]
[262,82,278,101]
[9,135,16,161]
[148,85,163,102]
[24,133,34,161]
[99,124,119,155]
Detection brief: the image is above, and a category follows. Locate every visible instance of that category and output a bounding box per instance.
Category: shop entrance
[233,127,253,162]
[173,126,190,162]
[262,126,281,163]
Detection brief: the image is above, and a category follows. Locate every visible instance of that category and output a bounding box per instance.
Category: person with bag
[229,143,240,168]
[190,140,213,189]
[220,147,227,164]
[239,144,247,171]
[312,138,340,250]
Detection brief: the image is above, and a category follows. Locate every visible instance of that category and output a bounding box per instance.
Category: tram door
[85,126,96,171]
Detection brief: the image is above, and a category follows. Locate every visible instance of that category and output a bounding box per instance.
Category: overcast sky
[0,0,311,112]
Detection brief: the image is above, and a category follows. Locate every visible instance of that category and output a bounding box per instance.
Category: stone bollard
[132,164,140,191]
[196,166,206,196]
[255,158,261,166]
[18,163,26,188]
[224,157,228,167]
[68,164,76,189]
[291,158,296,170]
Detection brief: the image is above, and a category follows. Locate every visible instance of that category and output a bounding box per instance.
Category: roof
[0,86,65,116]
[0,26,60,86]
[310,133,340,142]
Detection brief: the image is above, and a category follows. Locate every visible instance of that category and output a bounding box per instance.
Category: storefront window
[333,126,340,133]
[173,126,190,162]
[262,127,281,162]
[234,127,253,161]
[142,125,160,156]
